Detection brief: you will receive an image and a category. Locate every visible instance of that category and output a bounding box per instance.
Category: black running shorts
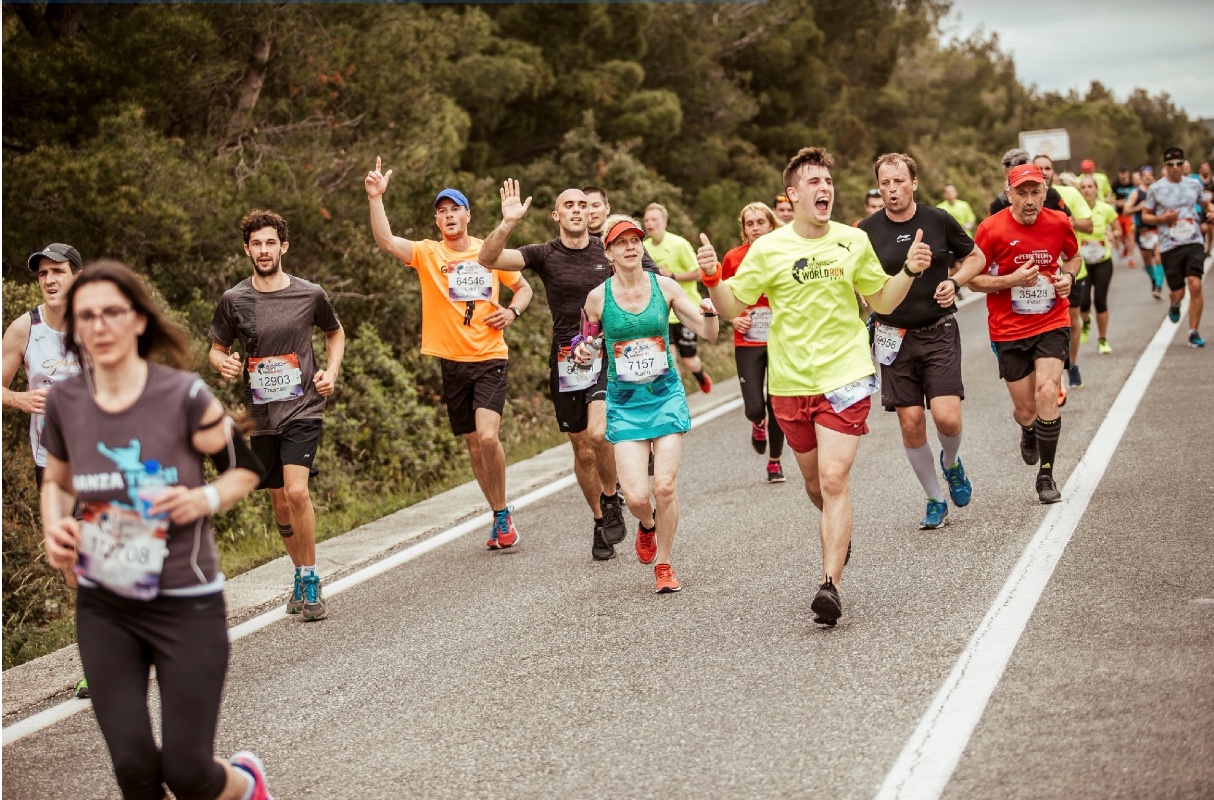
[880,316,965,411]
[669,323,698,358]
[1160,243,1205,292]
[440,358,509,436]
[251,417,323,490]
[992,327,1070,383]
[548,345,607,434]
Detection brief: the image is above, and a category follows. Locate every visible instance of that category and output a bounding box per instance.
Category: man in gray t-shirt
[209,210,345,619]
[1143,146,1214,347]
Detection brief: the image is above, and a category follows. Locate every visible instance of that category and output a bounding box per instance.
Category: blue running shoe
[920,498,949,530]
[286,569,304,615]
[1189,331,1205,348]
[1168,304,1181,324]
[301,574,326,621]
[939,452,973,507]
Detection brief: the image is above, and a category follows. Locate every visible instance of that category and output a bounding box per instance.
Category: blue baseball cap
[434,188,469,209]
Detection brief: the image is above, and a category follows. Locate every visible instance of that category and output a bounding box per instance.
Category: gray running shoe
[592,518,615,560]
[286,570,304,615]
[1036,474,1061,504]
[301,574,326,621]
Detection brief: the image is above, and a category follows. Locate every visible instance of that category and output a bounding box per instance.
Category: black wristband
[946,277,961,292]
[902,262,919,278]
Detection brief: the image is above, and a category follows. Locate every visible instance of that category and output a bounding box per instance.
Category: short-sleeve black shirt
[523,237,659,347]
[858,204,976,329]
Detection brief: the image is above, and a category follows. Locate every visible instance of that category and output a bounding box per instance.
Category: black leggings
[734,345,784,459]
[1083,259,1114,315]
[76,587,230,800]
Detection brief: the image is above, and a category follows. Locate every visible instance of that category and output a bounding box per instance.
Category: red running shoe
[635,524,657,565]
[654,563,681,593]
[487,508,519,549]
[695,371,713,393]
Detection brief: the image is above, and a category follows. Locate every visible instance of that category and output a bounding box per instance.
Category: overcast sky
[941,0,1214,119]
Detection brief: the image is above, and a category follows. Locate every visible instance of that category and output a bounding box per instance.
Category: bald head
[552,188,589,236]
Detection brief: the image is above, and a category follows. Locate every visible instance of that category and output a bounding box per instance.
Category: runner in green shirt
[936,184,976,233]
[643,203,713,393]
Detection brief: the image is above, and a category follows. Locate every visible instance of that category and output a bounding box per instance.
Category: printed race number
[76,503,169,601]
[447,260,493,302]
[743,307,772,343]
[556,347,602,393]
[248,354,304,404]
[613,337,669,384]
[1010,274,1057,315]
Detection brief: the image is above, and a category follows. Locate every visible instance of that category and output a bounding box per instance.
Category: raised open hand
[499,179,532,224]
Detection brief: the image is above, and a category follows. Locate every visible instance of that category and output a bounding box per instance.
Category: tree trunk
[220,26,274,150]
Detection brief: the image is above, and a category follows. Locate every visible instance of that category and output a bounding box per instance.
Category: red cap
[1008,164,1046,188]
[1081,159,1095,172]
[604,219,645,246]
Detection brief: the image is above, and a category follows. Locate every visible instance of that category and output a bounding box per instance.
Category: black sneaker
[811,579,842,626]
[591,519,615,560]
[1036,474,1061,504]
[600,493,627,545]
[1020,427,1039,465]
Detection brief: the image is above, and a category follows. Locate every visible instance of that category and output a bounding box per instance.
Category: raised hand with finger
[365,156,393,199]
[695,232,719,276]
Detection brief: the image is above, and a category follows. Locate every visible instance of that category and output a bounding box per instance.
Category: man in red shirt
[971,164,1080,504]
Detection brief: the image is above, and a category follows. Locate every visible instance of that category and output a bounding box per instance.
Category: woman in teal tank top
[574,215,719,594]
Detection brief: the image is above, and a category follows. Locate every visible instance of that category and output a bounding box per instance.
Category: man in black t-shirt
[210,210,344,621]
[480,182,629,560]
[858,153,986,531]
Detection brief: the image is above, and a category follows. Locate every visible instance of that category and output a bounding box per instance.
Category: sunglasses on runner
[1164,160,1184,168]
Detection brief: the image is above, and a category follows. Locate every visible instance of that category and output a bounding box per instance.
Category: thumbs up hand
[696,232,719,275]
[905,229,931,275]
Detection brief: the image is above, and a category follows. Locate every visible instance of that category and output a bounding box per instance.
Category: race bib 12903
[76,502,169,601]
[248,354,304,404]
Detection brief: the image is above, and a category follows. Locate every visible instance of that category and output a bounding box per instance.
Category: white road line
[874,301,1186,800]
[3,397,744,746]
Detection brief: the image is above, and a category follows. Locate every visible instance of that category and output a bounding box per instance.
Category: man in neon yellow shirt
[936,184,976,233]
[697,146,927,627]
[643,202,712,393]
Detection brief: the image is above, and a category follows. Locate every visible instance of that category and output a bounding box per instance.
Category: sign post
[1018,128,1071,162]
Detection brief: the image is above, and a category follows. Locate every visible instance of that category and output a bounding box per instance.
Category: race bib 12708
[76,502,169,601]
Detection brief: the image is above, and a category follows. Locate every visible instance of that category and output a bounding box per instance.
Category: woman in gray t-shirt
[41,261,275,800]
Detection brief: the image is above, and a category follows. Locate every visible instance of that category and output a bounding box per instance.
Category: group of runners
[4,141,1212,800]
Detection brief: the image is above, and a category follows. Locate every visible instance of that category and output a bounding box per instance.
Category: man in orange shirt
[366,158,533,549]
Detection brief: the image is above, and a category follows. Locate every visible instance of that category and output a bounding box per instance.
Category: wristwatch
[946,277,961,293]
[510,306,522,318]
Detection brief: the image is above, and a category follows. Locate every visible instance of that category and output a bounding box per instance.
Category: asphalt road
[4,260,1212,800]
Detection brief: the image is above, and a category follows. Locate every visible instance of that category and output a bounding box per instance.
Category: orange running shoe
[487,508,519,549]
[654,563,681,593]
[635,523,657,565]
